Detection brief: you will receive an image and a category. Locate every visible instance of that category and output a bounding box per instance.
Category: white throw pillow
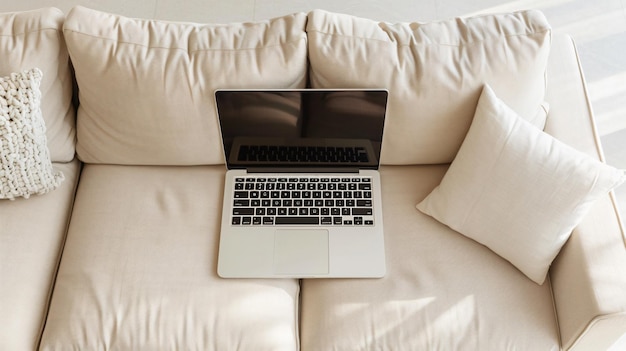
[0,68,64,200]
[417,85,625,284]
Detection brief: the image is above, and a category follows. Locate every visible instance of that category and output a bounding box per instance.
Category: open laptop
[215,89,387,278]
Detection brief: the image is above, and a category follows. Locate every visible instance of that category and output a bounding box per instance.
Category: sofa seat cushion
[300,165,559,350]
[0,159,80,350]
[306,10,551,165]
[63,6,309,166]
[39,164,300,350]
[0,8,75,163]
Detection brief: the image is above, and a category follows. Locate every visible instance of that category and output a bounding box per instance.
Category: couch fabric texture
[306,9,551,165]
[63,6,308,166]
[0,7,75,163]
[1,5,626,351]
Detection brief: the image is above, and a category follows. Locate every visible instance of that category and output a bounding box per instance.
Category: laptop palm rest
[273,229,329,275]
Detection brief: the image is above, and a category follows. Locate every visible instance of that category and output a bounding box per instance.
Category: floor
[3,0,625,215]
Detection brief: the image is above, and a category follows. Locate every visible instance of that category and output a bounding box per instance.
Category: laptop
[215,89,387,278]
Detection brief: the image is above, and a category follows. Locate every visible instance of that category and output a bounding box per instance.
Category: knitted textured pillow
[0,68,64,200]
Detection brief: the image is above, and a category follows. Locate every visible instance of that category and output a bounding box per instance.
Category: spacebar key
[275,217,319,225]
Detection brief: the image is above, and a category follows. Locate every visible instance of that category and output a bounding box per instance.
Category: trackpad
[274,229,329,275]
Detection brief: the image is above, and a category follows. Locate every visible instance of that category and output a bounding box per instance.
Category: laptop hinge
[245,167,362,174]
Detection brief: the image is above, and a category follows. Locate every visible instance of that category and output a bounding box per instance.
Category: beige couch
[1,6,626,351]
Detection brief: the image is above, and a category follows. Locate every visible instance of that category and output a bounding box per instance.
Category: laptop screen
[215,90,388,170]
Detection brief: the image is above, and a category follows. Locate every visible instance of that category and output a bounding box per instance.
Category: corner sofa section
[0,8,78,351]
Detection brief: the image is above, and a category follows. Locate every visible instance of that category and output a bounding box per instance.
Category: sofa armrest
[552,196,626,350]
[545,34,626,350]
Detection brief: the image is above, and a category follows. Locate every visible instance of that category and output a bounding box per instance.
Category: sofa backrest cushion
[64,6,308,165]
[307,10,552,165]
[0,8,76,163]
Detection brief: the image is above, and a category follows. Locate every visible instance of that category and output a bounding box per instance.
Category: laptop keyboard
[231,176,375,226]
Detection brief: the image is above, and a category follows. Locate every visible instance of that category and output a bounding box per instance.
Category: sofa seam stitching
[62,29,307,53]
[306,28,551,48]
[0,27,60,38]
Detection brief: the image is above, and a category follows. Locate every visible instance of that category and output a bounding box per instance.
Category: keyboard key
[352,208,373,216]
[357,200,372,207]
[275,217,320,225]
[234,199,249,207]
[234,191,248,198]
[233,208,254,216]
